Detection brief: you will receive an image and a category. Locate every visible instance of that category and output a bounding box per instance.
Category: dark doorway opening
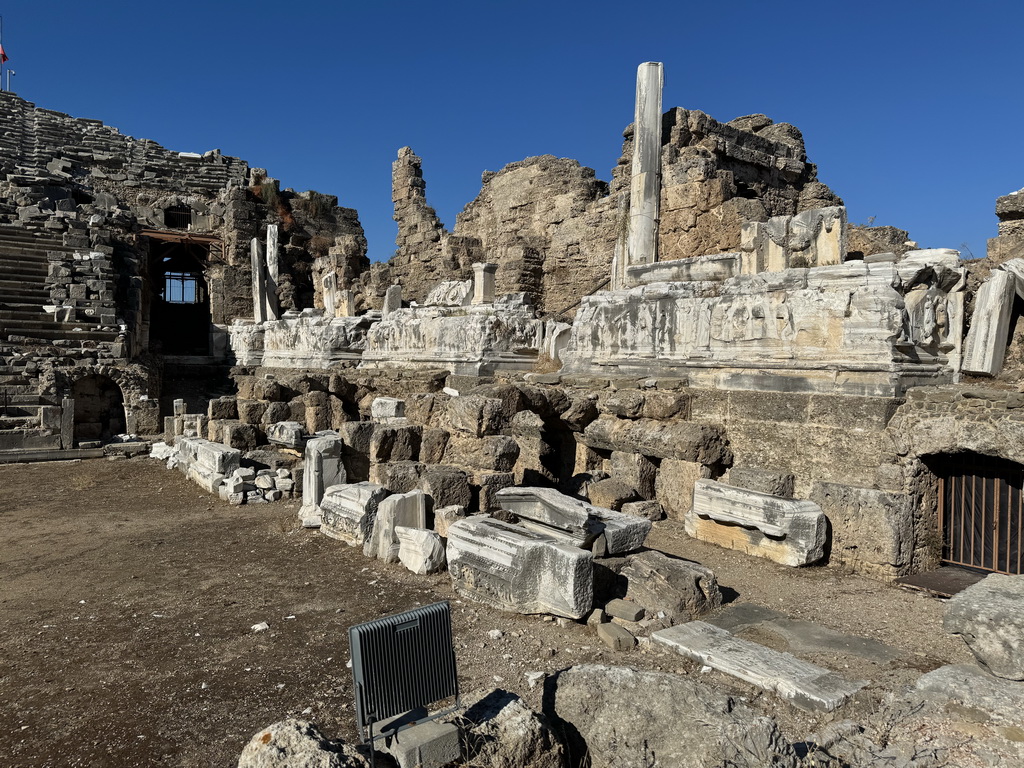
[72,375,126,443]
[148,239,211,355]
[931,452,1024,574]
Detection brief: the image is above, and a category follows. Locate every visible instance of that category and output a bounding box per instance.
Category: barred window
[164,272,203,304]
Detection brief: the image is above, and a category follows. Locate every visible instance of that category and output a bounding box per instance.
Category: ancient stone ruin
[6,62,1024,767]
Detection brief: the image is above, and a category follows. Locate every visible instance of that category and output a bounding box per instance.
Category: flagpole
[1,16,5,93]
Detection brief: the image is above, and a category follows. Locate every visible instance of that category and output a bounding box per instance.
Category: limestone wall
[379,110,841,320]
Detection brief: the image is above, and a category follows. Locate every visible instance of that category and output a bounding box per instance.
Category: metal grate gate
[938,453,1024,574]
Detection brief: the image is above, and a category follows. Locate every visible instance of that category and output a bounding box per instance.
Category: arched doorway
[72,375,126,443]
[928,452,1024,574]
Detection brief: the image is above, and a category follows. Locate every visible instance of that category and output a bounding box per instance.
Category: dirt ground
[0,457,973,767]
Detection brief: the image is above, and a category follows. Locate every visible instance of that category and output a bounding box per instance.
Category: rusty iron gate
[938,453,1024,574]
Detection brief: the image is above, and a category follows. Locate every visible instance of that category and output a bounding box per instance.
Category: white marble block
[962,269,1016,376]
[495,486,651,555]
[382,284,403,318]
[298,435,346,527]
[371,397,406,421]
[472,262,498,305]
[320,482,390,546]
[396,526,447,575]
[267,421,306,449]
[686,479,827,566]
[364,489,428,563]
[446,516,594,619]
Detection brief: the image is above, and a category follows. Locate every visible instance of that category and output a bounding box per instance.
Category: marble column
[626,62,663,268]
[265,224,280,320]
[250,237,268,323]
[382,284,403,318]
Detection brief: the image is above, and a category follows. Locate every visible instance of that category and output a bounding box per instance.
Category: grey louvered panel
[349,601,458,740]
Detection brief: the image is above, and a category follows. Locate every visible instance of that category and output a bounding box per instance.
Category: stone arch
[71,374,126,443]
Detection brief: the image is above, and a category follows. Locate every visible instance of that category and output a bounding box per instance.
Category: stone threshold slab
[652,621,866,712]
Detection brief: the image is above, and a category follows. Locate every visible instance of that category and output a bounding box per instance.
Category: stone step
[4,327,118,342]
[651,621,866,712]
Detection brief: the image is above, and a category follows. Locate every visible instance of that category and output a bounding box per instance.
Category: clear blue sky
[1,1,1020,261]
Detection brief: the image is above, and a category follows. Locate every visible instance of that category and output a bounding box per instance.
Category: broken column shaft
[627,62,664,268]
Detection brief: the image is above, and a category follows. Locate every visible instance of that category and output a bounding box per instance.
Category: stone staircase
[0,225,118,343]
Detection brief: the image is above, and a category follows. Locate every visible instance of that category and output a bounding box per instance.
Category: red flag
[0,45,8,64]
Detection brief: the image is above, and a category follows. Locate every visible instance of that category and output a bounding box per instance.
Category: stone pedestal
[298,435,346,527]
[472,262,498,305]
[383,284,403,317]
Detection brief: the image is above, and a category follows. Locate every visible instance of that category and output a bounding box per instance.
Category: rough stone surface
[553,664,798,768]
[621,550,722,623]
[944,574,1024,680]
[597,621,636,651]
[455,689,564,768]
[237,719,367,768]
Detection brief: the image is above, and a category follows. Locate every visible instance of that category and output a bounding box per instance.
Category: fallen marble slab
[446,516,594,619]
[687,479,827,566]
[298,434,346,528]
[652,621,865,712]
[320,482,390,546]
[495,486,651,555]
[708,603,904,664]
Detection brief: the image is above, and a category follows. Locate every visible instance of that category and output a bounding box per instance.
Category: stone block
[298,435,346,527]
[496,486,651,555]
[621,550,722,623]
[420,464,472,509]
[809,482,913,579]
[370,424,422,463]
[364,490,428,563]
[620,500,664,521]
[726,467,795,498]
[597,622,636,651]
[652,621,865,712]
[370,461,425,493]
[609,451,657,499]
[686,480,827,566]
[320,482,389,546]
[446,516,594,618]
[586,478,640,511]
[962,270,1016,376]
[604,598,644,622]
[236,399,268,425]
[380,718,460,768]
[223,421,259,452]
[447,395,506,437]
[371,396,405,421]
[396,526,447,575]
[420,428,450,464]
[944,574,1024,680]
[442,434,519,472]
[583,416,729,464]
[261,401,291,426]
[208,396,237,420]
[433,505,467,538]
[266,421,306,449]
[474,471,515,513]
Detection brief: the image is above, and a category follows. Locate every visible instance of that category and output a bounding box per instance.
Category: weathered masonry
[5,63,1024,589]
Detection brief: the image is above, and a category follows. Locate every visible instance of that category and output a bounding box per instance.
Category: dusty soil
[0,457,973,767]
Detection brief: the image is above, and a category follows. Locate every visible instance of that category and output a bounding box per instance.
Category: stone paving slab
[707,603,904,663]
[916,664,1024,727]
[652,620,866,712]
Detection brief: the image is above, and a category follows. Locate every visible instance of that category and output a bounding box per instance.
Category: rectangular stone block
[495,486,651,555]
[364,489,428,562]
[446,516,594,619]
[687,479,826,566]
[320,482,390,546]
[962,270,1016,376]
[652,621,865,712]
[298,435,346,526]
